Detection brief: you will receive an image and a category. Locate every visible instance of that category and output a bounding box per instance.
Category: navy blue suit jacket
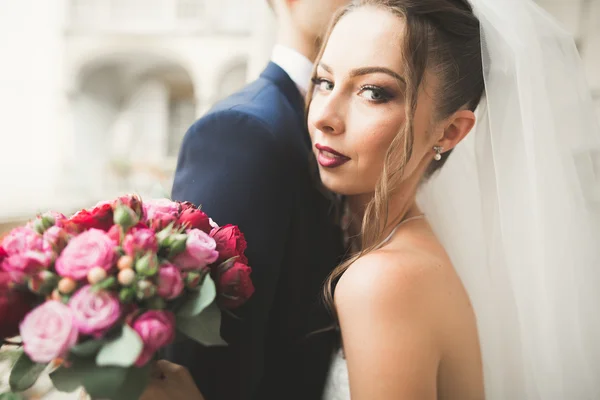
[166,62,344,400]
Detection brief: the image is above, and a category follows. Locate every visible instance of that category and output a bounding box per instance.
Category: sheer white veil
[417,0,600,398]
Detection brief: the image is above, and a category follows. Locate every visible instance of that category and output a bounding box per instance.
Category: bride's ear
[438,110,476,151]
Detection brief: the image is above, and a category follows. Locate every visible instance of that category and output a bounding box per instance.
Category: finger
[155,359,183,376]
[150,361,167,380]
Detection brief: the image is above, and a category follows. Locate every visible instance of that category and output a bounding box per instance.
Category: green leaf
[80,363,151,400]
[70,339,107,357]
[8,352,47,392]
[177,302,227,346]
[0,393,24,400]
[96,325,143,367]
[177,275,216,317]
[112,364,151,400]
[82,366,127,399]
[50,357,96,393]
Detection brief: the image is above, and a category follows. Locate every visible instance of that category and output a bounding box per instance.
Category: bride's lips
[315,144,350,168]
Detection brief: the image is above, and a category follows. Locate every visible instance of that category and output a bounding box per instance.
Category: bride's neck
[345,189,421,247]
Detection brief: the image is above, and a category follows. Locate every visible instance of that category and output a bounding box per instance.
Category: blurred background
[0,0,598,236]
[0,0,598,398]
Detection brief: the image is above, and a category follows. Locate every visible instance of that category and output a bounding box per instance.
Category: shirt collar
[270,45,314,96]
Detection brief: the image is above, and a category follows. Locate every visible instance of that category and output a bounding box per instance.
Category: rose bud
[114,205,139,231]
[58,277,77,294]
[136,280,156,300]
[178,201,196,212]
[87,266,107,285]
[172,229,218,270]
[156,263,184,300]
[115,194,144,219]
[177,208,211,233]
[117,255,134,270]
[216,260,255,309]
[55,229,116,281]
[135,253,159,277]
[210,225,248,264]
[167,233,188,258]
[131,310,175,367]
[69,285,121,337]
[43,226,70,253]
[118,268,136,286]
[183,270,208,290]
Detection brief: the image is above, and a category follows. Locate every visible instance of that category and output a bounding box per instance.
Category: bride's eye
[312,77,334,92]
[358,85,391,103]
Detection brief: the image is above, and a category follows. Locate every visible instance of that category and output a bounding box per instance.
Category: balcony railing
[67,0,251,35]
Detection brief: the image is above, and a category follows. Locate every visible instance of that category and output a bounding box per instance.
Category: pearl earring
[433,146,444,161]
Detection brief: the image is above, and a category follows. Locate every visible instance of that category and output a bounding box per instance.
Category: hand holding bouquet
[0,195,254,400]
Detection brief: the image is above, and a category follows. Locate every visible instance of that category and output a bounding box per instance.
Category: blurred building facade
[0,0,598,231]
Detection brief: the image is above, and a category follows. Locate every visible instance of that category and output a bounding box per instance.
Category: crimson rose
[216,261,254,309]
[210,225,248,264]
[178,208,211,233]
[0,272,35,339]
[65,203,113,232]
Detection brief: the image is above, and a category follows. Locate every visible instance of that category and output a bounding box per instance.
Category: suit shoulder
[203,77,301,135]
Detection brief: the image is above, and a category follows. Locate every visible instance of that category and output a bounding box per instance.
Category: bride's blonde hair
[305,0,485,324]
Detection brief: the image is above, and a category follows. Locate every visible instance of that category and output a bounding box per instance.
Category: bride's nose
[309,96,346,136]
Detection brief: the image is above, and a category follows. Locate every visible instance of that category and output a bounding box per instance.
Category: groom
[165,1,349,399]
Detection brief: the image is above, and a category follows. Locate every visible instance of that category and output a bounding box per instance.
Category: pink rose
[2,251,53,280]
[20,301,79,363]
[172,229,219,270]
[69,285,121,337]
[123,228,158,258]
[43,226,70,253]
[55,229,116,280]
[132,310,175,366]
[1,227,52,278]
[144,199,179,220]
[156,263,184,300]
[2,227,44,255]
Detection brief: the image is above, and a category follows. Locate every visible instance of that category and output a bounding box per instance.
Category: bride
[141,0,600,398]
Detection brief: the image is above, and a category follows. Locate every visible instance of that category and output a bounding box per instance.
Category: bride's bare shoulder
[334,243,470,329]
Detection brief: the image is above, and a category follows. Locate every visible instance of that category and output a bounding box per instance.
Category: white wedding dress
[322,349,350,400]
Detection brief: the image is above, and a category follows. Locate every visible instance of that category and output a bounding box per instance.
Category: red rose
[210,225,248,264]
[65,203,114,232]
[178,208,211,233]
[0,272,35,339]
[216,261,254,309]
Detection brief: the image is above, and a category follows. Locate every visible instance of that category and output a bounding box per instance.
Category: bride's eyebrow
[318,62,406,84]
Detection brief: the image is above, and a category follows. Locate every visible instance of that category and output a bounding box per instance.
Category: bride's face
[307,6,440,196]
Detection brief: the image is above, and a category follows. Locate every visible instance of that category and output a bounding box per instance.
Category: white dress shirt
[270,44,314,96]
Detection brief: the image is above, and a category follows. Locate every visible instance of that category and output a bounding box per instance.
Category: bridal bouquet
[0,195,254,400]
